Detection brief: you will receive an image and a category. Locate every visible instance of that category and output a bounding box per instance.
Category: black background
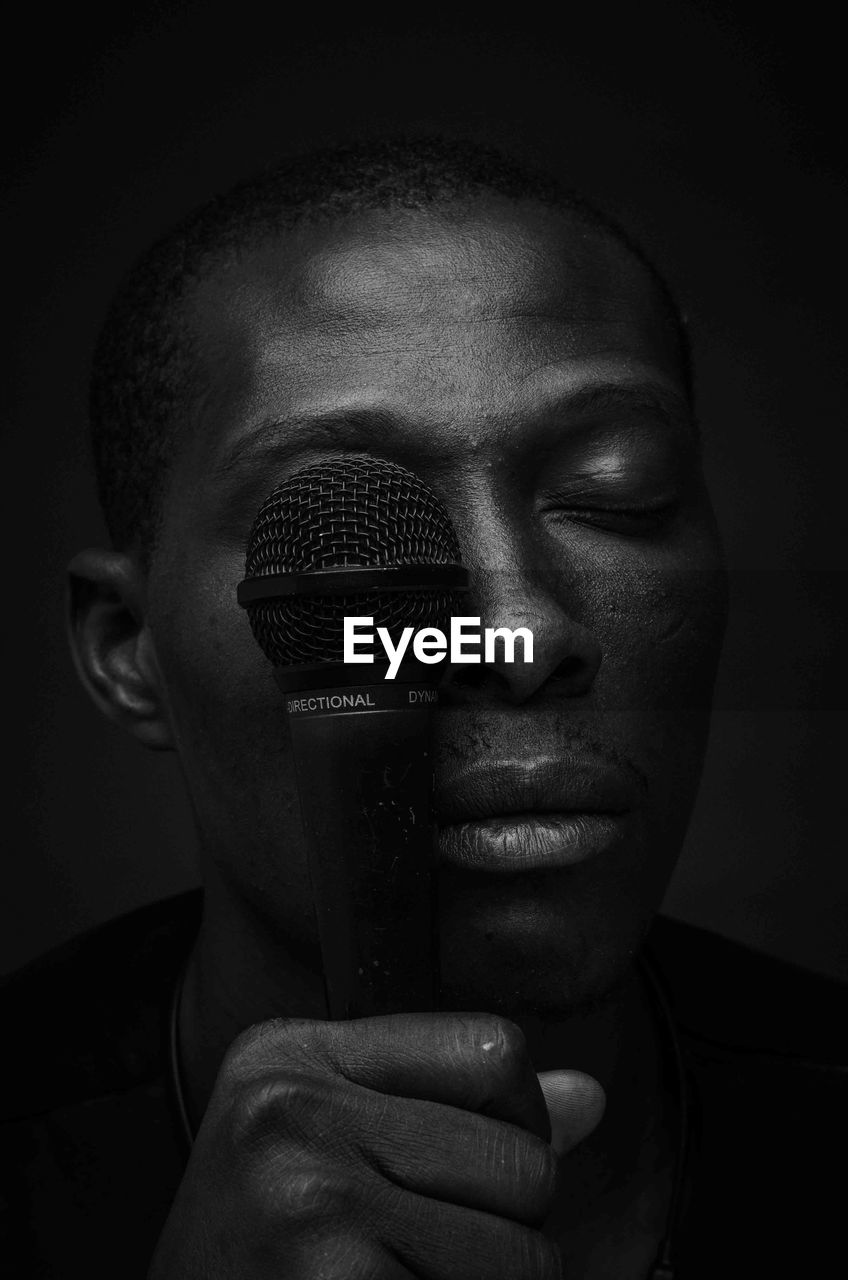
[5,1,846,978]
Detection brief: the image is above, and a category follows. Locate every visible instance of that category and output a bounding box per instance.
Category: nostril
[446,662,487,690]
[550,646,602,695]
[438,600,603,704]
[553,655,584,681]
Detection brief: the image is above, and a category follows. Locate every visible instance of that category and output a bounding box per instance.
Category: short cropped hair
[89,135,692,562]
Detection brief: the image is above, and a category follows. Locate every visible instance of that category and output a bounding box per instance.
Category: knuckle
[220,1018,325,1088]
[229,1072,327,1149]
[273,1166,357,1226]
[219,1021,276,1085]
[240,1161,359,1233]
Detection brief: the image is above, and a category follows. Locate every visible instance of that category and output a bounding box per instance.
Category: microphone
[237,458,469,1019]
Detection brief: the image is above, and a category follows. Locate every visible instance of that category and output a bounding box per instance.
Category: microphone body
[238,459,468,1020]
[278,662,439,1018]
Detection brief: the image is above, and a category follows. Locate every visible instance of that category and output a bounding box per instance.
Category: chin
[435,865,656,1018]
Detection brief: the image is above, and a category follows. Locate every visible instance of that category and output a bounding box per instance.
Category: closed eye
[542,496,681,536]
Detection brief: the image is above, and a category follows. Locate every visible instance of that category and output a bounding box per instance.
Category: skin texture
[68,197,727,1277]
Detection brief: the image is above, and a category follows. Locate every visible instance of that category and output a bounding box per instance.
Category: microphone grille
[246,458,462,573]
[243,458,465,666]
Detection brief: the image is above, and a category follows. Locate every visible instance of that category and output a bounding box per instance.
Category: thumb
[537,1069,606,1157]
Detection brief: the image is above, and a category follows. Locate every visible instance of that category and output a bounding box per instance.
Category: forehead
[183,200,686,471]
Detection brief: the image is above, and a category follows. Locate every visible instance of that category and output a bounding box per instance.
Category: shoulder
[0,894,199,1274]
[646,916,848,1274]
[646,912,848,1063]
[0,890,202,1122]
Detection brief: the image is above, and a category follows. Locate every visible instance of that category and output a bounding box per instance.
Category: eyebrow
[537,379,693,430]
[212,406,402,481]
[211,378,695,481]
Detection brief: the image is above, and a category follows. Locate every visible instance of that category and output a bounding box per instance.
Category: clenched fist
[149,1013,604,1278]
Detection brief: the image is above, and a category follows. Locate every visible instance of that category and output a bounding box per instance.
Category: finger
[335,1013,552,1142]
[235,1013,552,1142]
[384,1186,562,1280]
[537,1069,606,1156]
[295,1237,419,1280]
[356,1094,559,1226]
[230,1072,558,1227]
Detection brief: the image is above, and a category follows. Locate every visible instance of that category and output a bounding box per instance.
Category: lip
[435,754,639,874]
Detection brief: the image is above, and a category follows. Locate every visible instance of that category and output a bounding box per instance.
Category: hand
[149,1013,605,1279]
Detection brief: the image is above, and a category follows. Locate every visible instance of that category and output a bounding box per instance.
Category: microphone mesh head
[243,458,465,666]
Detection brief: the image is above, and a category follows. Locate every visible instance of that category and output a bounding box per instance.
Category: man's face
[145,199,726,1015]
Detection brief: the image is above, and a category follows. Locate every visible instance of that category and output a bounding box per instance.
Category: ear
[67,548,175,750]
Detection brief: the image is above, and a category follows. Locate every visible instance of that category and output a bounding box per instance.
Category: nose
[441,531,603,705]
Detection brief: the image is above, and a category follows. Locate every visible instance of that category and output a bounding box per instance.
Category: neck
[176,884,678,1277]
[178,870,329,1131]
[177,879,673,1177]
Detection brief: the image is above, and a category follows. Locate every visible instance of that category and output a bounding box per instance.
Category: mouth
[435,754,638,874]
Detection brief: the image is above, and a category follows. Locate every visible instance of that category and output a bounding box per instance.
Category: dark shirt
[1,892,846,1278]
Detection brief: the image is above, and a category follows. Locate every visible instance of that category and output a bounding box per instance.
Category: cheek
[597,568,727,705]
[589,557,727,845]
[153,573,274,746]
[147,564,308,878]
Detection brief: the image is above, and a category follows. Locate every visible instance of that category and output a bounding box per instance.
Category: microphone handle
[277,664,440,1019]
